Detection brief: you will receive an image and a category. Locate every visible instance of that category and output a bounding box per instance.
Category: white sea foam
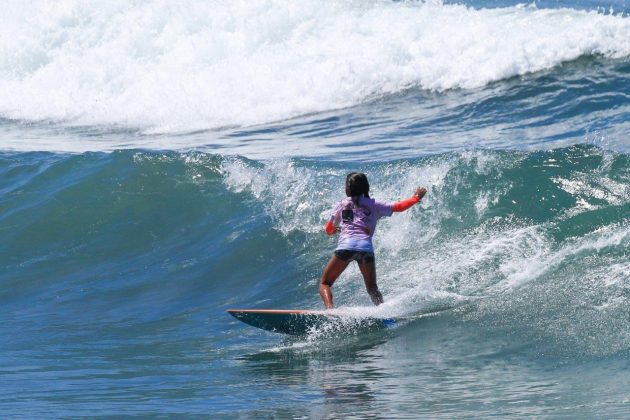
[219,150,630,322]
[1,0,630,133]
[500,222,630,289]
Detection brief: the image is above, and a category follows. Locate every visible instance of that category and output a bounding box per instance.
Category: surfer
[320,172,427,309]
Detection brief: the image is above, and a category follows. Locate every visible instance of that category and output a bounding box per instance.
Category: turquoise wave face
[1,145,629,416]
[1,145,628,348]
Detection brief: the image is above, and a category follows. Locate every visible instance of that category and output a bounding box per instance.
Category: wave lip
[1,1,630,132]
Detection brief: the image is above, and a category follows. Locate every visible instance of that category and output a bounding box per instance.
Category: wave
[1,1,630,133]
[2,145,629,356]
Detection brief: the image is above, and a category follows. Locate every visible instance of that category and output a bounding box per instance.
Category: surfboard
[227,309,395,335]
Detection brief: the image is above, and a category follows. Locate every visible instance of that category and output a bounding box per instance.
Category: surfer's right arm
[392,187,427,212]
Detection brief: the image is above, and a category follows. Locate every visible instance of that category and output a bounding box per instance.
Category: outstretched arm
[392,187,427,212]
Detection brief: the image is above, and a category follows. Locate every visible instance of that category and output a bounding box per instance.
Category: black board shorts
[334,249,375,265]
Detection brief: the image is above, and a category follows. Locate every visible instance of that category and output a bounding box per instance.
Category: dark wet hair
[345,172,370,204]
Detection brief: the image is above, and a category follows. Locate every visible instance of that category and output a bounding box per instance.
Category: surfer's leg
[320,255,349,309]
[358,258,383,306]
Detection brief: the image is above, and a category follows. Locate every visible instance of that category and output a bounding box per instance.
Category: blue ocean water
[1,0,630,417]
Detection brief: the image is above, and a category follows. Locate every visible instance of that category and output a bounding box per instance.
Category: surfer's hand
[415,187,427,200]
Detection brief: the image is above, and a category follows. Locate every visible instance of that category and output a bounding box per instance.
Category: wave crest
[1,1,630,132]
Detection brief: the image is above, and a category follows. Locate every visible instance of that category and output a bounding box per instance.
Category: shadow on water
[230,307,630,417]
[232,312,481,417]
[239,328,392,373]
[236,329,394,417]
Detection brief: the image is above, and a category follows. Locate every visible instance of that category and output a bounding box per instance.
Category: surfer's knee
[320,276,334,287]
[320,267,338,287]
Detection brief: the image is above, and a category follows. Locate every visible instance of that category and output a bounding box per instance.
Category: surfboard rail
[227,308,395,335]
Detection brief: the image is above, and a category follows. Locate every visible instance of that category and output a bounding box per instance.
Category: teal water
[1,146,629,416]
[2,0,630,417]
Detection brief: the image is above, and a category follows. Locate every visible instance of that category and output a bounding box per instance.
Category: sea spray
[2,1,630,132]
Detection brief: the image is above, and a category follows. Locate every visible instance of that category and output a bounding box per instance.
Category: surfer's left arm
[324,219,338,235]
[392,187,427,212]
[324,202,342,235]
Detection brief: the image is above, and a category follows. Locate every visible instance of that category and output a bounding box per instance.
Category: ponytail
[345,172,370,206]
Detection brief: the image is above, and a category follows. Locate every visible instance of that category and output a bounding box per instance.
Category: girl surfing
[320,172,427,309]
